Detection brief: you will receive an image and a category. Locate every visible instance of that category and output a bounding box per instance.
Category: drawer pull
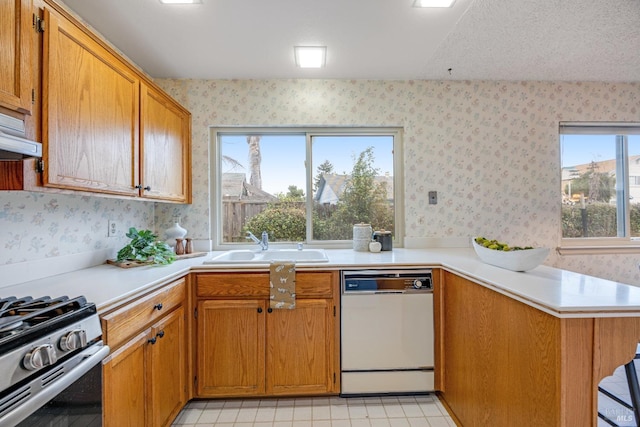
[267,308,273,313]
[148,336,157,345]
[156,330,165,339]
[257,307,263,313]
[154,303,163,311]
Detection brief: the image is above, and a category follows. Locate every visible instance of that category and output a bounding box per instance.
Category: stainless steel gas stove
[0,295,109,427]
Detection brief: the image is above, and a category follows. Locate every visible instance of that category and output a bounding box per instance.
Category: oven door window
[16,362,102,427]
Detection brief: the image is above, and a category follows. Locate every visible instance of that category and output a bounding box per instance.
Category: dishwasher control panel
[341,269,433,293]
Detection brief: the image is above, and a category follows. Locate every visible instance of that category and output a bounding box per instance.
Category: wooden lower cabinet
[148,307,187,427]
[195,271,339,398]
[438,271,640,427]
[101,278,187,427]
[266,298,334,395]
[103,306,186,427]
[103,331,147,427]
[196,299,266,396]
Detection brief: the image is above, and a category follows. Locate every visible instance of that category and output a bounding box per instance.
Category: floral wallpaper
[1,79,639,287]
[0,192,154,266]
[156,79,640,285]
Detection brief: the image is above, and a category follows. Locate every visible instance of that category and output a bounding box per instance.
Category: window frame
[559,122,640,255]
[209,126,404,250]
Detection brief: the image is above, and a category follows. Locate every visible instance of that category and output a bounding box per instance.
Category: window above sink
[210,127,404,250]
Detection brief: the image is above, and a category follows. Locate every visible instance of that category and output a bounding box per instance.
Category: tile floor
[598,361,640,427]
[172,395,456,427]
[171,364,638,427]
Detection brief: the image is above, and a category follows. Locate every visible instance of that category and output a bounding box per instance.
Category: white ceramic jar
[353,223,372,252]
[165,216,187,248]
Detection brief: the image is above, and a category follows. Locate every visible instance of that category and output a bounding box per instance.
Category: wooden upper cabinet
[0,0,33,114]
[31,2,192,202]
[42,7,139,196]
[140,83,191,203]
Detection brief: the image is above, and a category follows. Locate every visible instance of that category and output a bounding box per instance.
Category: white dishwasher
[340,269,435,396]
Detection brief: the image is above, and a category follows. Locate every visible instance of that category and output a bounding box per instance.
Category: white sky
[561,135,640,167]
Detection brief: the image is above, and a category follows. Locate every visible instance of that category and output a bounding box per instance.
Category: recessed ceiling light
[413,0,455,7]
[159,0,202,4]
[294,46,327,68]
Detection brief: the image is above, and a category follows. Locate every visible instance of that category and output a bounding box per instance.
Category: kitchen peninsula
[2,247,640,426]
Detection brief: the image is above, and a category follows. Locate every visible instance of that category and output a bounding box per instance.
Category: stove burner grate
[0,295,95,353]
[0,316,23,333]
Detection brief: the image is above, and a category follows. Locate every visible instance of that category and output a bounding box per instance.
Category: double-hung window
[560,122,640,253]
[211,127,403,249]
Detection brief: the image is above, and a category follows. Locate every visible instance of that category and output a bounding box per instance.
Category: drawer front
[102,278,185,348]
[296,272,335,298]
[196,273,270,298]
[196,271,335,299]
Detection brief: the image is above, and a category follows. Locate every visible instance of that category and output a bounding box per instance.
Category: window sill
[557,245,640,255]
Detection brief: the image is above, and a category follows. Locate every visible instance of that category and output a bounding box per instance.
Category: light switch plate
[428,191,437,205]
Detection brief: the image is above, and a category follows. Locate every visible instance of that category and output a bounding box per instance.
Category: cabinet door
[42,7,139,195]
[103,330,148,427]
[148,306,186,427]
[196,299,266,397]
[0,0,32,114]
[140,83,191,203]
[266,299,335,395]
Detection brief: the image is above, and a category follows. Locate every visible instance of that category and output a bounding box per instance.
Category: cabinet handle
[154,303,163,311]
[257,307,263,313]
[134,184,142,189]
[267,308,273,313]
[148,337,157,345]
[144,186,151,191]
[156,330,165,339]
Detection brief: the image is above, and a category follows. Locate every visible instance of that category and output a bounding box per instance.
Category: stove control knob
[412,279,424,289]
[24,344,58,371]
[59,329,87,352]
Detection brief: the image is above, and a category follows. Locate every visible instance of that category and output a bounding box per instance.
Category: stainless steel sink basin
[204,248,329,264]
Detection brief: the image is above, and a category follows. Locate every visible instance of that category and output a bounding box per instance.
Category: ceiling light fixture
[413,0,455,7]
[294,46,327,68]
[159,0,202,4]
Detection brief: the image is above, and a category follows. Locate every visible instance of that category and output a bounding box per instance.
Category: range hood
[0,112,42,159]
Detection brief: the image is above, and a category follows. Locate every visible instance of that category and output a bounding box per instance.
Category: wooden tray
[107,251,207,269]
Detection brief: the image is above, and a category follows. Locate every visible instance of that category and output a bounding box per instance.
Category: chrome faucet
[246,231,269,251]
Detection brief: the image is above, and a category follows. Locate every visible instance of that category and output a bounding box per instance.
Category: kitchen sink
[204,248,329,264]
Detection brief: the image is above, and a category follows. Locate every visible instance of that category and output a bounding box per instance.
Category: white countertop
[2,248,640,318]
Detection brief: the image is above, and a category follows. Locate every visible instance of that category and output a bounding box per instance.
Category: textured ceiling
[60,0,640,82]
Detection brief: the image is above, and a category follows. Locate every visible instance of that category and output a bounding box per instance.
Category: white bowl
[472,240,550,272]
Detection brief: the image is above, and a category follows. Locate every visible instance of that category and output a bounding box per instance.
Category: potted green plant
[116,228,176,265]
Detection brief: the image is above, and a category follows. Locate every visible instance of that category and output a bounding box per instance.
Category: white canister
[165,216,187,248]
[353,223,372,252]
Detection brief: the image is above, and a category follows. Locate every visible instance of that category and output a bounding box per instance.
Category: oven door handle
[0,343,110,427]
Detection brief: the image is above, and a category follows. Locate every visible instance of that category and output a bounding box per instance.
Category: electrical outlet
[108,220,118,237]
[428,191,438,205]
